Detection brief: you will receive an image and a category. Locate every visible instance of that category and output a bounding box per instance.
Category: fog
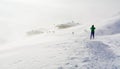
[0,0,120,41]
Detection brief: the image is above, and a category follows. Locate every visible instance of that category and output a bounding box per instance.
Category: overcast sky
[0,0,120,40]
[1,0,120,27]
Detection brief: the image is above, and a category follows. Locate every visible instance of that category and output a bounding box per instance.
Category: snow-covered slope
[96,15,120,36]
[0,0,120,69]
[0,17,120,69]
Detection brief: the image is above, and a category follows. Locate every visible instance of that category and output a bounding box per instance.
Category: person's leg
[90,32,92,39]
[93,32,95,39]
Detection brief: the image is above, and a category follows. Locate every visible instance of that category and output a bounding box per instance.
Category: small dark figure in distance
[90,25,96,39]
[72,32,74,35]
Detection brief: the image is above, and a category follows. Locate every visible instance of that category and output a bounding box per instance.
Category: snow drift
[96,16,120,36]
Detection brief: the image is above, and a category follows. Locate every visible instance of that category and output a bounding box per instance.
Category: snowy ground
[0,0,120,69]
[0,19,120,69]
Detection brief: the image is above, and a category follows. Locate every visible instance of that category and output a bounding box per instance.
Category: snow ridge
[83,41,119,69]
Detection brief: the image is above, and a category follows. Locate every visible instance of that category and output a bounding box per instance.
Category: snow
[0,16,120,69]
[96,15,120,36]
[85,41,117,69]
[0,0,120,69]
[1,21,120,69]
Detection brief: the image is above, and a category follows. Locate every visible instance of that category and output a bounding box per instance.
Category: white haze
[0,0,120,42]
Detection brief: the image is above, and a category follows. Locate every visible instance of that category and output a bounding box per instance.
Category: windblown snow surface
[0,15,120,69]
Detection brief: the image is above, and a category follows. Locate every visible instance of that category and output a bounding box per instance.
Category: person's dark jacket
[90,25,96,32]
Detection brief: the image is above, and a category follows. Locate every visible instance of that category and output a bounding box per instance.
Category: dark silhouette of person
[90,25,96,39]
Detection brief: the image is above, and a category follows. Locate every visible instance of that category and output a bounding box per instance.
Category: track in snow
[82,41,120,69]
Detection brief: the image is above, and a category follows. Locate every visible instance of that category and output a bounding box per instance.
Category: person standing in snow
[90,25,96,39]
